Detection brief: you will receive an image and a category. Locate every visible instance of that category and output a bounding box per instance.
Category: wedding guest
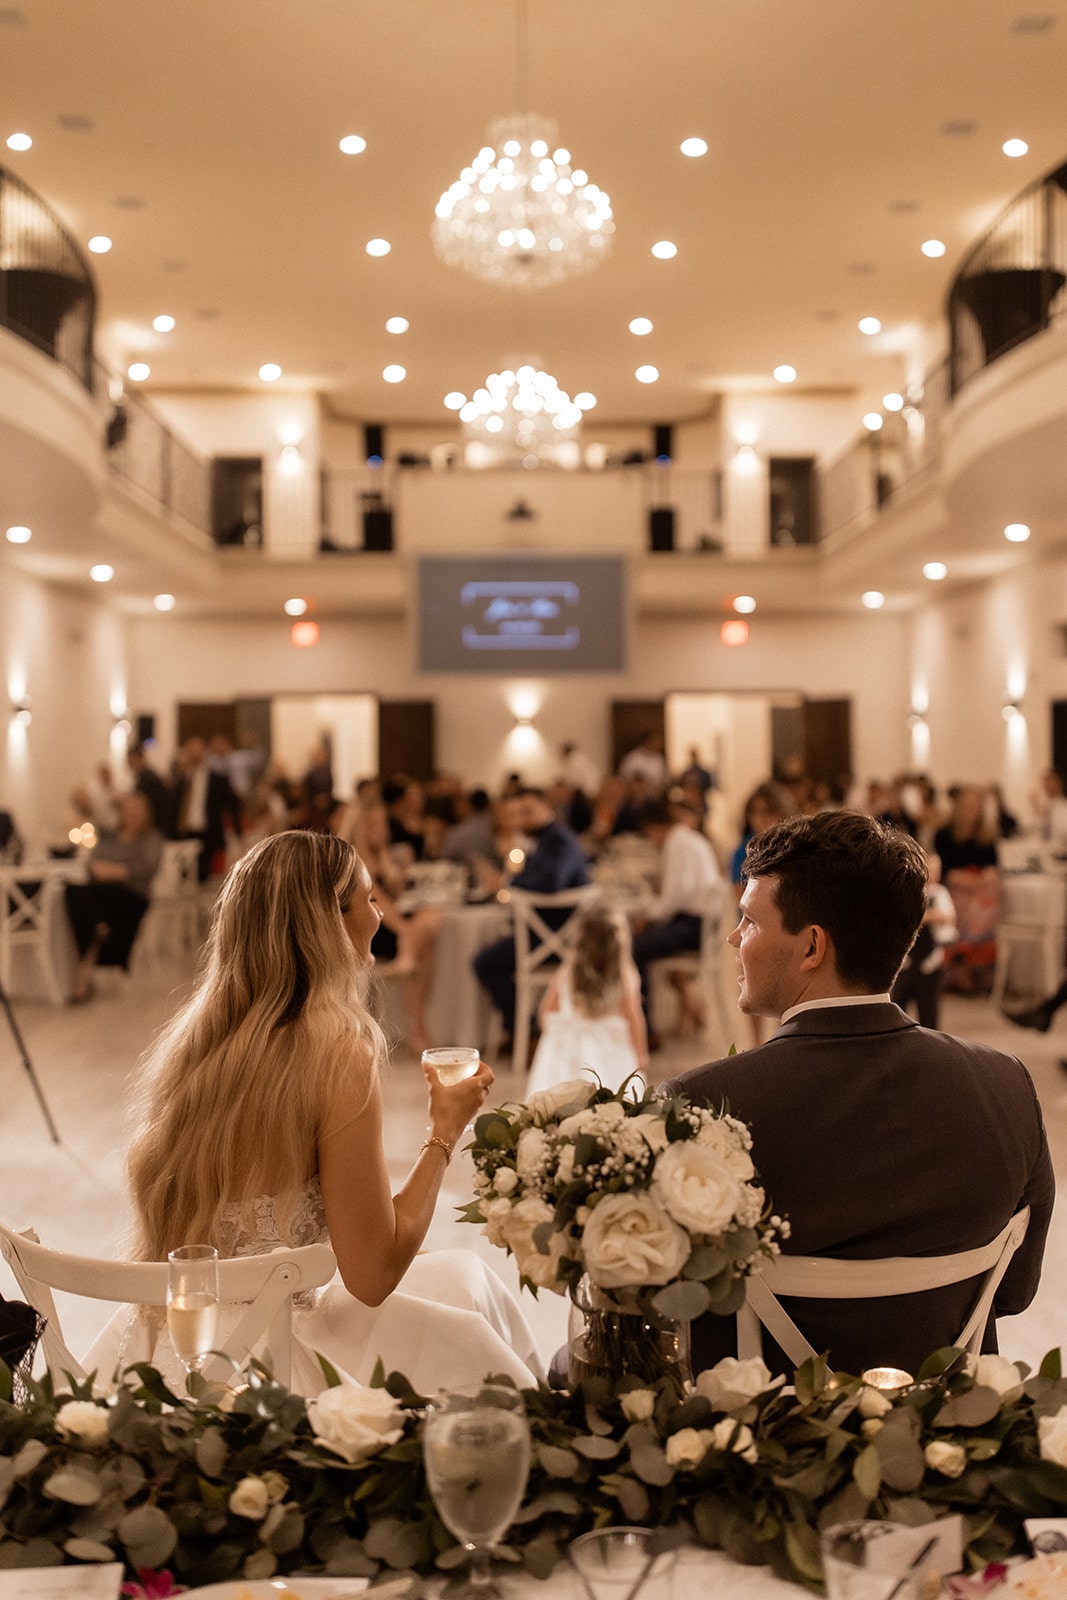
[631,796,723,1045]
[120,830,541,1396]
[441,788,495,865]
[126,744,171,831]
[890,850,957,1028]
[666,811,1054,1380]
[64,791,163,1001]
[617,730,668,793]
[174,736,242,880]
[0,806,24,865]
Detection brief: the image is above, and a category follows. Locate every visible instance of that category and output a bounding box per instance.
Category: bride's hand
[423,1058,493,1147]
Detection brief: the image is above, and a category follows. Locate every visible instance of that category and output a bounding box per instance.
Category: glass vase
[567,1276,691,1397]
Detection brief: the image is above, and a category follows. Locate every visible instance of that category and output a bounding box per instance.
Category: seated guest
[0,806,23,864]
[666,811,1054,1380]
[383,777,426,863]
[442,787,495,865]
[631,796,722,1044]
[65,791,163,1001]
[473,787,590,1049]
[120,830,540,1396]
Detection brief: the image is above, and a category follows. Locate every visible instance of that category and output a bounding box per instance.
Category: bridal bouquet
[463,1076,788,1343]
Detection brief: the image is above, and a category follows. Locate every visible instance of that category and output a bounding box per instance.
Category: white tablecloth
[427,901,511,1048]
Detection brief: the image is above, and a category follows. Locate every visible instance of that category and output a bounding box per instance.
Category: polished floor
[2,953,1065,1379]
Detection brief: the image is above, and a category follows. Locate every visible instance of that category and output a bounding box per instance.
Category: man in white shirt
[631,796,722,1043]
[617,732,668,794]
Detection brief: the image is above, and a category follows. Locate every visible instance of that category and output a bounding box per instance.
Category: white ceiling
[4,0,1067,427]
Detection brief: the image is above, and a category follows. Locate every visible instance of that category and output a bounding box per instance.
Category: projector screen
[417,555,627,673]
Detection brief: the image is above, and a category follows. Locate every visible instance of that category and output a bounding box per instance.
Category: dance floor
[2,952,1066,1378]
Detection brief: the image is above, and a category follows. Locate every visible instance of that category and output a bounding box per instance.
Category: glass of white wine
[166,1244,220,1379]
[422,1046,481,1086]
[423,1383,531,1598]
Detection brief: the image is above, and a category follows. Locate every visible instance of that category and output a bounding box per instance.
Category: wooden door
[378,700,435,781]
[802,698,852,786]
[176,702,237,745]
[611,699,665,775]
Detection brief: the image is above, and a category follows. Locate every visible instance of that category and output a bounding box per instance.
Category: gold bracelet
[420,1135,454,1165]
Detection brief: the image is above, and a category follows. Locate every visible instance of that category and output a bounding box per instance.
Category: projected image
[418,556,626,673]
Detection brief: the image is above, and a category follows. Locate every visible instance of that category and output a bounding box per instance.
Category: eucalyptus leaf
[267,1507,306,1555]
[12,1438,48,1479]
[934,1385,1002,1429]
[616,1475,650,1522]
[783,1519,823,1582]
[683,1245,729,1281]
[1039,1349,1063,1380]
[630,1443,674,1486]
[195,1425,228,1478]
[118,1502,178,1569]
[852,1443,882,1502]
[365,1516,429,1569]
[243,1546,277,1580]
[63,1536,116,1562]
[873,1408,925,1492]
[571,1434,620,1460]
[650,1279,710,1322]
[323,1538,380,1578]
[537,1443,580,1478]
[42,1468,103,1506]
[0,1538,64,1568]
[520,1534,561,1580]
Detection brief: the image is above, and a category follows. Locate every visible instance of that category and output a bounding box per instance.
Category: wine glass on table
[423,1383,531,1598]
[166,1245,220,1380]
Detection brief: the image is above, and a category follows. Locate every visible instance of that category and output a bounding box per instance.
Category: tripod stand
[0,978,60,1144]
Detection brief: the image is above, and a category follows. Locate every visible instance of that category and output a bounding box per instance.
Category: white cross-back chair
[0,1219,336,1391]
[647,880,733,1048]
[992,872,1067,1007]
[0,866,66,1005]
[510,884,597,1077]
[736,1207,1031,1366]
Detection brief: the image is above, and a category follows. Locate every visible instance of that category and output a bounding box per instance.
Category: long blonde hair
[127,830,383,1260]
[568,901,631,1018]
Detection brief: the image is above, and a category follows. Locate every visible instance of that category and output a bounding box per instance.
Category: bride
[117,830,541,1396]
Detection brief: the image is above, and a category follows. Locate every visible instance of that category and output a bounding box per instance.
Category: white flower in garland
[307,1384,405,1465]
[54,1400,110,1450]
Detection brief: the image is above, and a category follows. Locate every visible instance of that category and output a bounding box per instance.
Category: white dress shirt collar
[780,992,892,1024]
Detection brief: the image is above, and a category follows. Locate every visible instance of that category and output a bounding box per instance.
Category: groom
[666,810,1054,1379]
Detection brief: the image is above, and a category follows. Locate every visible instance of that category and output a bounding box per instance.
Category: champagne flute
[166,1244,220,1378]
[423,1046,481,1086]
[423,1384,531,1598]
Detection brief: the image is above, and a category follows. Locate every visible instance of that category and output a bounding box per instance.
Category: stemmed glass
[423,1383,531,1597]
[166,1245,220,1379]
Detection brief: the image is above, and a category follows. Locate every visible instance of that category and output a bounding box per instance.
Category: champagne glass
[423,1045,481,1086]
[166,1245,220,1378]
[423,1384,531,1597]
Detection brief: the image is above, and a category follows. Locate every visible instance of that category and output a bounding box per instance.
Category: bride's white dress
[87,1179,543,1397]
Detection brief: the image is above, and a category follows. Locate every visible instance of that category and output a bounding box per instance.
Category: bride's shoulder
[317,1031,379,1141]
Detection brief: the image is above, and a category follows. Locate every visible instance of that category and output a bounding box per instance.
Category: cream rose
[54,1400,109,1450]
[228,1475,270,1520]
[858,1387,893,1420]
[481,1196,513,1248]
[1038,1405,1067,1467]
[516,1126,548,1182]
[629,1113,670,1154]
[620,1389,657,1422]
[696,1356,781,1413]
[581,1191,691,1289]
[307,1383,405,1465]
[924,1440,967,1478]
[501,1195,558,1284]
[665,1427,715,1468]
[650,1140,743,1237]
[526,1079,596,1123]
[493,1166,518,1196]
[695,1118,756,1180]
[710,1417,758,1464]
[973,1354,1025,1405]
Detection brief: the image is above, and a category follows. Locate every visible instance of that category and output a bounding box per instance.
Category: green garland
[3,1347,1067,1592]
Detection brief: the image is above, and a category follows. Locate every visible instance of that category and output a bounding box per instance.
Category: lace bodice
[216,1177,329,1258]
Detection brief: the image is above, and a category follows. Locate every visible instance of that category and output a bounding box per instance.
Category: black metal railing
[0,165,95,390]
[948,159,1067,394]
[98,363,211,534]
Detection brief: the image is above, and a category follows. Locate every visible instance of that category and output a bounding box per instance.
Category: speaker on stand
[648,507,675,552]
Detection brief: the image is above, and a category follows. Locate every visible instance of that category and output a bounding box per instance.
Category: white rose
[581,1191,691,1289]
[1038,1405,1067,1468]
[54,1400,110,1450]
[696,1357,782,1413]
[695,1118,756,1180]
[493,1166,518,1196]
[228,1475,270,1520]
[665,1427,715,1468]
[516,1126,548,1182]
[973,1354,1025,1405]
[629,1113,670,1154]
[557,1145,576,1184]
[501,1195,557,1279]
[558,1101,626,1143]
[924,1440,967,1478]
[526,1079,596,1123]
[858,1386,894,1420]
[482,1196,513,1248]
[620,1389,657,1422]
[521,1223,574,1293]
[307,1383,405,1465]
[710,1417,758,1464]
[650,1140,744,1237]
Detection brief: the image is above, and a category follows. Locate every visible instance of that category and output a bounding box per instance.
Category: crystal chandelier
[432,113,614,290]
[459,362,589,465]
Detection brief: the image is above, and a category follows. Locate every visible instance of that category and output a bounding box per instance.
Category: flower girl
[526,901,648,1096]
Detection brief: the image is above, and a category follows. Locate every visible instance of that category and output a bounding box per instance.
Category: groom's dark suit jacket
[666,1003,1055,1379]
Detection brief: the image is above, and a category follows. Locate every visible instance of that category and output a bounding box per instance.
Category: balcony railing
[0,165,95,391]
[948,159,1067,394]
[99,365,211,534]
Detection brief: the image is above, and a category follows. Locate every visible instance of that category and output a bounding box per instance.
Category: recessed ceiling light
[574,391,597,410]
[883,392,905,411]
[921,239,946,258]
[862,590,886,609]
[339,134,367,155]
[366,238,391,257]
[89,563,114,583]
[773,364,797,384]
[87,235,112,254]
[443,391,467,411]
[863,412,883,431]
[284,597,308,617]
[858,316,882,335]
[152,314,175,332]
[680,137,708,158]
[1003,137,1029,157]
[127,362,150,381]
[5,524,31,544]
[259,362,282,382]
[153,593,176,612]
[5,132,31,151]
[628,317,653,335]
[651,240,678,260]
[733,595,757,614]
[923,561,948,581]
[382,364,406,383]
[385,316,409,334]
[635,365,660,383]
[1004,522,1031,542]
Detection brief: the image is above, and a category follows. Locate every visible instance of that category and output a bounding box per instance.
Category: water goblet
[423,1045,481,1086]
[166,1244,220,1378]
[423,1383,531,1597]
[570,1526,677,1600]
